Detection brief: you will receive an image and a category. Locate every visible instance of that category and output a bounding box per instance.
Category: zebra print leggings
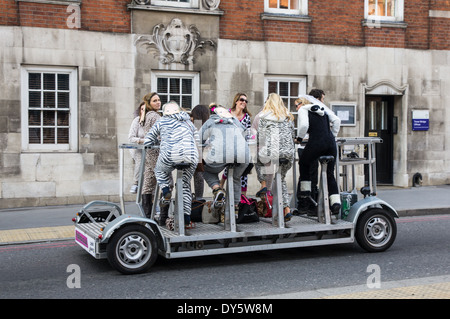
[154,163,197,216]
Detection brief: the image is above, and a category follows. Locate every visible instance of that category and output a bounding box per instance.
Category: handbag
[202,201,220,224]
[236,195,259,224]
[191,199,206,222]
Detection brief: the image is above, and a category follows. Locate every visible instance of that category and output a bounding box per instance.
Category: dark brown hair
[230,92,252,116]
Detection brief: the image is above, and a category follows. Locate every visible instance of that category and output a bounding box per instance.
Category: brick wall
[0,0,448,49]
[429,0,450,49]
[219,0,449,50]
[0,0,130,33]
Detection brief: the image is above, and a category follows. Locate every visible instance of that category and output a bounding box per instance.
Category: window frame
[21,66,78,152]
[264,75,307,116]
[264,0,307,15]
[364,0,404,22]
[151,71,200,111]
[151,0,199,9]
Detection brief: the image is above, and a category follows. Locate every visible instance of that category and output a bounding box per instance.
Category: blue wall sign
[412,110,429,131]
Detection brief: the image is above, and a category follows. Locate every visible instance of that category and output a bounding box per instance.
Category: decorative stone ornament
[132,0,150,5]
[135,18,215,65]
[202,0,220,10]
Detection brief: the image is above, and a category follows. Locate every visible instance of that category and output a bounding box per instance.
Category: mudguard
[100,214,166,251]
[345,196,399,223]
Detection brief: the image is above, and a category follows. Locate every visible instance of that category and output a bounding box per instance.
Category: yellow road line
[0,226,74,244]
[322,281,450,299]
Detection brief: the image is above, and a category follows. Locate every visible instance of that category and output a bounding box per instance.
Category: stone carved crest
[202,0,220,10]
[135,18,215,65]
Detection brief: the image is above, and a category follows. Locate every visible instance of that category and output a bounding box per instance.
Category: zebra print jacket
[144,111,199,171]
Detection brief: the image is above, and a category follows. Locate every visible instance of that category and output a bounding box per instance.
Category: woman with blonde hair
[251,93,295,221]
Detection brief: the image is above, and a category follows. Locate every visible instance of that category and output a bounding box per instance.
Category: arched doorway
[360,80,409,187]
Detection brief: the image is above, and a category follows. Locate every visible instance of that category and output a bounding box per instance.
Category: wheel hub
[366,217,390,245]
[118,234,149,265]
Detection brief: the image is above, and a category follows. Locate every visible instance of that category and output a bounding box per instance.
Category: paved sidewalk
[0,185,449,245]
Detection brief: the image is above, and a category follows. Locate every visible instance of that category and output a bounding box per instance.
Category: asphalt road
[0,214,449,300]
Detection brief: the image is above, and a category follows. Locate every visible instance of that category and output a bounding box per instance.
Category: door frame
[359,80,409,187]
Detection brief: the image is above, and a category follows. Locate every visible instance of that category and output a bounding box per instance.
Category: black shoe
[297,196,317,216]
[330,203,341,215]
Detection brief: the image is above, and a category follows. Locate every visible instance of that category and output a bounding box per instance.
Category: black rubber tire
[106,224,157,275]
[355,208,397,252]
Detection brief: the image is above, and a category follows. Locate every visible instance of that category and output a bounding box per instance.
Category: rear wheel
[355,208,397,252]
[106,224,157,275]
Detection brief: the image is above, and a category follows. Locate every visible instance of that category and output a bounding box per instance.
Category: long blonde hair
[263,93,294,121]
[295,97,311,107]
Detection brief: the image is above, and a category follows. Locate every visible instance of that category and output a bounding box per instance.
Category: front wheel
[106,224,158,275]
[355,208,397,252]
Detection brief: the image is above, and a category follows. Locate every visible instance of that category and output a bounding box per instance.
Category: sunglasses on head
[239,98,248,103]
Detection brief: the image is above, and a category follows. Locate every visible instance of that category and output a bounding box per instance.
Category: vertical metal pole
[119,147,125,215]
[150,184,159,220]
[176,169,185,236]
[291,149,297,209]
[225,167,236,232]
[272,163,285,228]
[371,142,378,195]
[318,160,331,225]
[368,142,373,194]
[137,147,146,218]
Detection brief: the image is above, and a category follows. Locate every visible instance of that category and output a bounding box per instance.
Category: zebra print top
[144,111,199,171]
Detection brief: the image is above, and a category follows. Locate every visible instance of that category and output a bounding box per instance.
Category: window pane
[29,73,41,89]
[280,0,288,9]
[171,96,180,105]
[29,128,41,144]
[44,92,55,108]
[57,74,69,90]
[58,111,69,126]
[182,96,192,110]
[279,82,289,96]
[269,0,277,9]
[368,0,376,15]
[268,81,278,94]
[290,0,298,10]
[290,82,299,96]
[289,98,297,113]
[170,78,180,94]
[29,92,41,108]
[43,128,55,144]
[43,111,55,126]
[378,0,386,16]
[387,0,394,16]
[160,95,168,105]
[58,92,70,108]
[29,110,41,125]
[57,128,69,144]
[182,79,192,94]
[157,78,168,93]
[43,73,55,90]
